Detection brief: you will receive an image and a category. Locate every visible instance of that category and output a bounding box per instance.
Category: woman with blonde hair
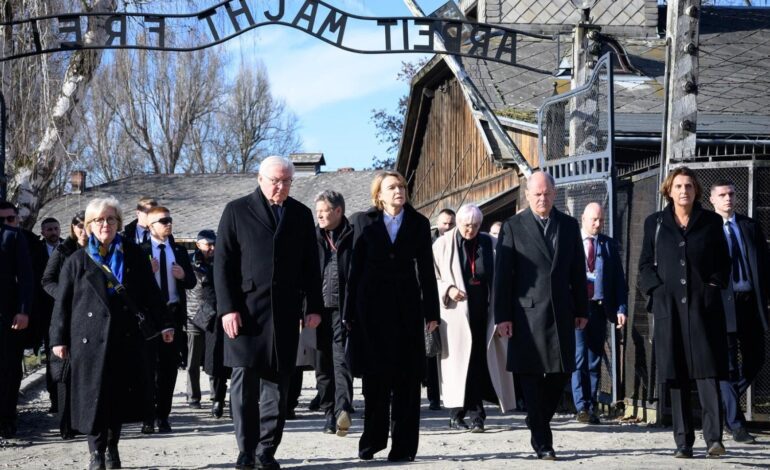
[50,197,172,470]
[345,170,440,462]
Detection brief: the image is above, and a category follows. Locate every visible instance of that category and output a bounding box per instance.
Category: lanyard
[465,237,479,283]
[324,230,338,253]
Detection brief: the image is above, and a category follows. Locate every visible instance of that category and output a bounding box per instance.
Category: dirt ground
[1,369,768,469]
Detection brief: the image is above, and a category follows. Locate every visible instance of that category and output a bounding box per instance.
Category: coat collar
[521,207,554,262]
[247,189,293,234]
[662,202,705,236]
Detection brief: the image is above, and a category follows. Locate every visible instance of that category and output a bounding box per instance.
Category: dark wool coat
[0,225,33,321]
[49,241,170,433]
[315,217,354,351]
[493,207,588,375]
[344,205,440,379]
[638,203,731,381]
[214,191,323,380]
[190,250,231,379]
[42,237,81,299]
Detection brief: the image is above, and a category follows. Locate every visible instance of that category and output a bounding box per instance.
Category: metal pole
[0,90,6,201]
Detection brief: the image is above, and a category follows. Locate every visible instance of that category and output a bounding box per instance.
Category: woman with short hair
[50,197,172,470]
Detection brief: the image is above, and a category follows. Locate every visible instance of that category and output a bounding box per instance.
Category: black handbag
[424,325,442,358]
[86,254,160,341]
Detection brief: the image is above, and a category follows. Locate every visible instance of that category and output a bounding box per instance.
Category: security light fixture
[570,0,599,9]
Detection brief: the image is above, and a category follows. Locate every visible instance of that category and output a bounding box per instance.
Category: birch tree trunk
[13,0,117,228]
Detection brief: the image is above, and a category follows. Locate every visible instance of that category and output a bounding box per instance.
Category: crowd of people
[0,158,766,470]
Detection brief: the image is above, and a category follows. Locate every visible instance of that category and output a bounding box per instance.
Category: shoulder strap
[653,215,663,267]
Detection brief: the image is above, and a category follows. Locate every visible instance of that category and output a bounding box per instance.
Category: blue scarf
[88,233,125,295]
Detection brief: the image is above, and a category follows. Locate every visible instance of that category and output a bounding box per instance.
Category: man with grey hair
[494,171,588,460]
[312,190,356,436]
[215,156,323,469]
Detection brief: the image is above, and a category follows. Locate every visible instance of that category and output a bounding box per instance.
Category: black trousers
[44,336,58,410]
[425,357,440,405]
[0,326,25,425]
[230,367,291,462]
[210,376,228,402]
[670,378,722,449]
[287,368,303,412]
[186,328,204,403]
[519,373,570,452]
[360,372,421,460]
[155,333,180,420]
[315,309,353,417]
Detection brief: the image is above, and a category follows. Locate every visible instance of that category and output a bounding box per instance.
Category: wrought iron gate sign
[0,0,556,68]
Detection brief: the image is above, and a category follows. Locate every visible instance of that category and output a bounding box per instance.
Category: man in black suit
[215,156,323,470]
[571,202,628,425]
[710,180,769,444]
[39,217,64,413]
[123,197,158,245]
[0,203,34,438]
[141,206,196,433]
[494,171,588,460]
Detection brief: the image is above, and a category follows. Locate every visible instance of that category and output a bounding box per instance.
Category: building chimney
[337,167,355,173]
[70,170,86,194]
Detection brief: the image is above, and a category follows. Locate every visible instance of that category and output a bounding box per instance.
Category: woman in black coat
[345,170,440,463]
[41,211,87,440]
[638,167,731,458]
[50,197,172,470]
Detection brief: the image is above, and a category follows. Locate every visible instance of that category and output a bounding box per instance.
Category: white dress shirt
[136,225,149,245]
[383,210,404,243]
[151,237,180,304]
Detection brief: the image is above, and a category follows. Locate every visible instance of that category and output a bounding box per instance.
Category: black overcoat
[344,205,440,379]
[49,241,170,433]
[214,190,323,379]
[638,203,730,381]
[493,207,588,375]
[191,250,231,379]
[41,237,81,299]
[0,225,33,321]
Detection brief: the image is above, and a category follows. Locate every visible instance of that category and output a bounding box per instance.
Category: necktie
[726,222,747,283]
[540,217,549,232]
[587,238,596,299]
[141,229,149,245]
[271,204,282,225]
[158,243,169,303]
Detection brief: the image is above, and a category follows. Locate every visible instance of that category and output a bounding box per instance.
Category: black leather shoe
[732,427,756,443]
[257,455,280,470]
[674,447,693,458]
[323,414,336,434]
[89,451,106,470]
[358,451,374,461]
[308,394,321,412]
[106,445,121,469]
[140,422,155,434]
[188,400,201,409]
[536,449,556,460]
[387,454,415,462]
[157,418,172,433]
[449,417,469,430]
[707,441,726,458]
[428,401,442,411]
[235,451,256,469]
[285,409,297,420]
[470,418,485,433]
[212,401,224,419]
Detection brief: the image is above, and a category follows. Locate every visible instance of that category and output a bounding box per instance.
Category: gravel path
[1,371,768,469]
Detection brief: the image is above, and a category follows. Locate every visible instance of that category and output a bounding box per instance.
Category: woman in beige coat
[433,205,516,432]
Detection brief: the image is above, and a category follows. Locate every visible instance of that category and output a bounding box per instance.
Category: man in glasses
[139,206,196,434]
[215,156,323,470]
[123,197,159,246]
[0,200,34,438]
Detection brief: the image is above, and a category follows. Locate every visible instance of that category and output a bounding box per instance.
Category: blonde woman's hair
[84,196,123,235]
[370,170,409,211]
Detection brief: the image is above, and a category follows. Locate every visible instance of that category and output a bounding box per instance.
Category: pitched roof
[37,171,376,240]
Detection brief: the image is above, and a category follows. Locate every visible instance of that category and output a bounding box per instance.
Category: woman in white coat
[433,205,516,432]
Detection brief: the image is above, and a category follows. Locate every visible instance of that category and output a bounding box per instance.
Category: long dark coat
[493,207,588,375]
[638,203,730,381]
[190,250,231,379]
[214,190,322,380]
[41,237,81,299]
[0,225,33,321]
[49,241,170,433]
[315,217,354,352]
[344,205,440,379]
[719,213,770,333]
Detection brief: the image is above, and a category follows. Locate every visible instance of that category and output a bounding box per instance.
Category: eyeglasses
[152,217,173,226]
[91,217,119,226]
[0,215,16,224]
[264,176,293,187]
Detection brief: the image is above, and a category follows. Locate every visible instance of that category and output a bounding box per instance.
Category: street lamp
[570,0,598,22]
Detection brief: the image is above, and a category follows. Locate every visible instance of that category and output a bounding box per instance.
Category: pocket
[241,278,256,294]
[519,296,534,308]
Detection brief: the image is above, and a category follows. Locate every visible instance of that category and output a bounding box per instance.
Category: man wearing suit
[710,180,769,444]
[39,217,64,413]
[123,197,158,245]
[216,156,323,470]
[494,171,588,460]
[141,206,196,433]
[572,202,628,425]
[0,204,34,438]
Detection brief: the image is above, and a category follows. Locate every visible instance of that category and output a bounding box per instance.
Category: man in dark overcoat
[494,171,588,460]
[0,208,34,439]
[123,197,158,245]
[710,180,769,443]
[215,156,323,470]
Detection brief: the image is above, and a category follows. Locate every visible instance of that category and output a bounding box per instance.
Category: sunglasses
[152,217,173,226]
[0,215,17,224]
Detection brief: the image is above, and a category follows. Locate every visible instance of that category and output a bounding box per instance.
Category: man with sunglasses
[0,200,34,438]
[139,206,196,434]
[124,197,159,246]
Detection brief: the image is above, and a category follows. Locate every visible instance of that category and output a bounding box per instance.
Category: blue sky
[223,0,451,170]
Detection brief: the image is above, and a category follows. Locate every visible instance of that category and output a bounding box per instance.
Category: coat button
[728,295,732,301]
[87,312,93,317]
[679,241,685,247]
[123,306,129,312]
[681,297,687,304]
[82,338,88,343]
[680,259,686,266]
[680,279,687,285]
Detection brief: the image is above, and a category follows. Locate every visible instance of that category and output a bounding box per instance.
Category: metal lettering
[413,19,434,52]
[495,31,516,64]
[402,19,409,51]
[265,0,285,21]
[316,7,347,45]
[292,0,318,31]
[440,21,462,53]
[57,15,82,49]
[467,24,491,58]
[225,0,255,32]
[378,19,397,51]
[145,16,166,48]
[104,15,127,46]
[197,8,220,41]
